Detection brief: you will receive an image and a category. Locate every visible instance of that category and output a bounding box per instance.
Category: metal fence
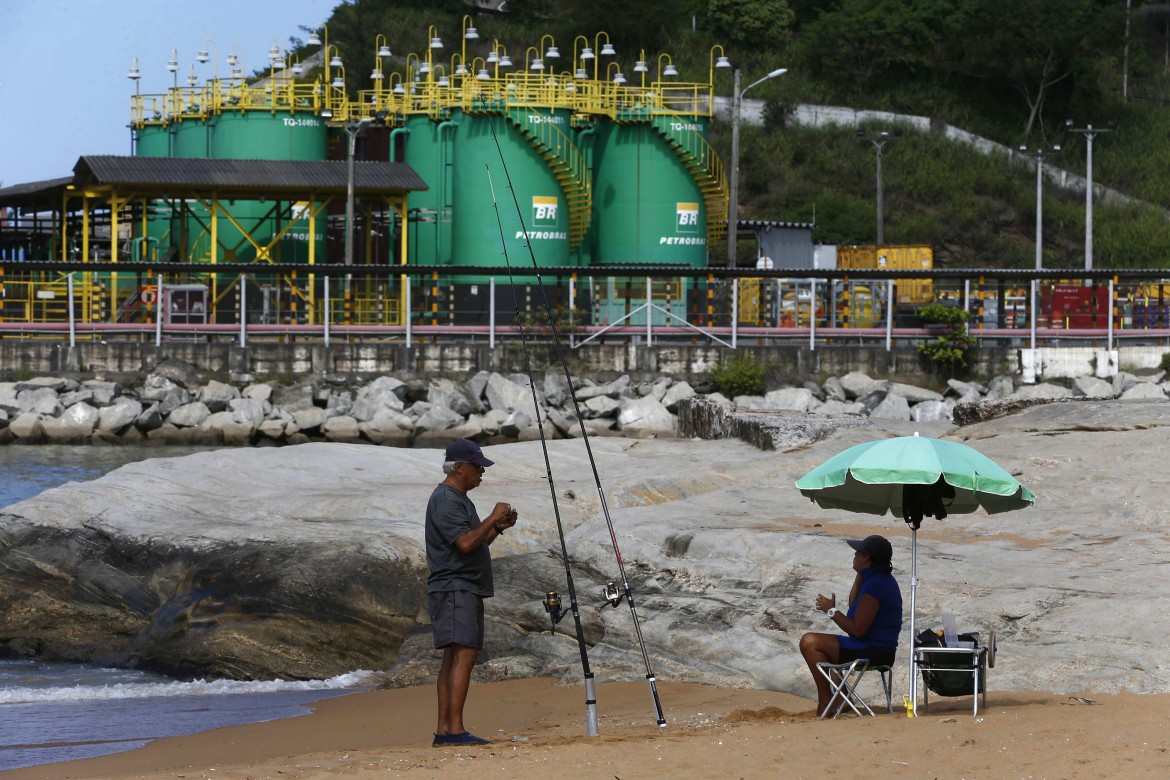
[3,268,1170,352]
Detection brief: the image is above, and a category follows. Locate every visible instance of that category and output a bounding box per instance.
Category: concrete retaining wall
[0,341,1017,384]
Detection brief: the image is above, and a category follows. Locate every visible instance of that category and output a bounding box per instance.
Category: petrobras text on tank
[515,231,568,240]
[658,237,707,245]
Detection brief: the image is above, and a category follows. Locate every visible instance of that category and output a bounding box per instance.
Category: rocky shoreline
[3,357,1166,446]
[4,400,1170,696]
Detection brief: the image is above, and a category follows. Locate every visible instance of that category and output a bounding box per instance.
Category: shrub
[916,303,975,372]
[711,353,766,397]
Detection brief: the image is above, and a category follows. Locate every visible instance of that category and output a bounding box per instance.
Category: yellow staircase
[649,113,729,243]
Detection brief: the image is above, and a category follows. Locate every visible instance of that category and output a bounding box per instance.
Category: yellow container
[877,244,934,304]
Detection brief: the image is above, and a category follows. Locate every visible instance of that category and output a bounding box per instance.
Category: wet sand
[5,677,1168,779]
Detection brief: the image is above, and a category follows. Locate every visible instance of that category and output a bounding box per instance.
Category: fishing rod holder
[542,590,568,634]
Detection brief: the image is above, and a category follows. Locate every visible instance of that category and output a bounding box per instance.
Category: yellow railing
[0,273,104,324]
[132,80,329,127]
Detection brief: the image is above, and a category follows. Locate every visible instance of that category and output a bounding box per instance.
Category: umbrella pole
[909,526,918,716]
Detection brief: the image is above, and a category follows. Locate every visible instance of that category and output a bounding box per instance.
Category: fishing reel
[598,581,625,611]
[542,590,568,634]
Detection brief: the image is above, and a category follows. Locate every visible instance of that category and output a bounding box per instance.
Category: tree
[798,0,950,84]
[943,0,1110,139]
[708,0,795,50]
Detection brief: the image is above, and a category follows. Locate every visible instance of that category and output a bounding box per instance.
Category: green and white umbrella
[795,433,1035,712]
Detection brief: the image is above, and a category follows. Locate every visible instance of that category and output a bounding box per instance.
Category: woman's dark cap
[847,534,893,561]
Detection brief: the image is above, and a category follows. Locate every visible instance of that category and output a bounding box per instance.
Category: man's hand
[492,503,518,533]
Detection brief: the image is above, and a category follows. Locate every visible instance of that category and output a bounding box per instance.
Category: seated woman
[800,534,903,716]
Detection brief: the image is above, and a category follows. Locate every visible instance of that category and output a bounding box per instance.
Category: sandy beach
[5,677,1168,779]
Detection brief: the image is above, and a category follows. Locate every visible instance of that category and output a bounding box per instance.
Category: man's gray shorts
[428,590,485,649]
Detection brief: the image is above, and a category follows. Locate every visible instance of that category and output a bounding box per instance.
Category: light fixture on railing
[307,28,321,46]
[600,42,616,56]
[455,63,468,76]
[332,74,345,89]
[476,68,490,80]
[291,60,304,77]
[268,41,282,64]
[716,55,731,68]
[419,61,430,74]
[613,71,626,83]
[437,75,450,87]
[487,50,498,64]
[378,43,392,58]
[330,54,343,68]
[545,46,560,59]
[464,25,479,40]
[393,82,405,94]
[575,67,587,79]
[371,66,383,80]
[321,107,333,118]
[664,63,678,76]
[530,58,544,71]
[430,36,443,49]
[579,47,594,60]
[128,57,141,81]
[187,64,198,87]
[634,60,647,73]
[167,49,179,73]
[499,54,512,68]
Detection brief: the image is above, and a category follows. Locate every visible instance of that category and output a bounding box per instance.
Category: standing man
[426,439,518,746]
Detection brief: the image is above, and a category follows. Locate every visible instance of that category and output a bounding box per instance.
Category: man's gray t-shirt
[425,483,494,597]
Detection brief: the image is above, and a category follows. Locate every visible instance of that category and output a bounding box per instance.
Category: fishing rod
[486,120,667,731]
[484,165,600,738]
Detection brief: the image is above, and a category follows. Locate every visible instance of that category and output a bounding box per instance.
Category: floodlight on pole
[344,112,388,318]
[1065,119,1116,275]
[857,128,902,245]
[728,66,787,267]
[1019,144,1061,270]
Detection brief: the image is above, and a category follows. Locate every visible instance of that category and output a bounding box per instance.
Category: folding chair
[816,659,895,719]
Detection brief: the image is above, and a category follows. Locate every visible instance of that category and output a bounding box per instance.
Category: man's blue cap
[445,439,494,468]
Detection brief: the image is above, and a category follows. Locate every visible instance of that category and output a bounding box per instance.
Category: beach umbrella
[794,432,1035,711]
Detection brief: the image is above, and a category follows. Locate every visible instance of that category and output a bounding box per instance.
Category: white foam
[0,669,379,705]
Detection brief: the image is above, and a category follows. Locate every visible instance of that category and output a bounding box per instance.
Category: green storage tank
[133,124,173,260]
[401,114,455,266]
[591,119,708,267]
[452,110,572,271]
[207,111,328,264]
[134,124,169,157]
[590,118,710,325]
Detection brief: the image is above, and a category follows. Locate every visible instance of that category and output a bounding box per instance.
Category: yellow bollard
[903,694,915,717]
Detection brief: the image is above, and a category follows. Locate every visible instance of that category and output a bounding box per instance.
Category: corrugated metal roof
[0,177,74,207]
[73,155,428,194]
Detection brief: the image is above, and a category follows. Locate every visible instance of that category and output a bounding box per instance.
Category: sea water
[0,446,376,771]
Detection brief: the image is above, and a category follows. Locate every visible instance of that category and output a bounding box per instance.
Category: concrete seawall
[0,341,1018,384]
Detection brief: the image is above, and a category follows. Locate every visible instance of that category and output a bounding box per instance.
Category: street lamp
[1019,144,1061,270]
[344,112,388,309]
[1065,119,1116,274]
[728,66,787,267]
[857,128,902,245]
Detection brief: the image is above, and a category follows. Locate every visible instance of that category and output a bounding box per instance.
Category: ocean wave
[0,669,379,705]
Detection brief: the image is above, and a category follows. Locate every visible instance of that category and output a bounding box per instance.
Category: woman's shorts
[428,589,485,650]
[838,643,897,667]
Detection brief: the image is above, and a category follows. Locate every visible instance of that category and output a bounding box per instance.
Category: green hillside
[303,0,1170,270]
